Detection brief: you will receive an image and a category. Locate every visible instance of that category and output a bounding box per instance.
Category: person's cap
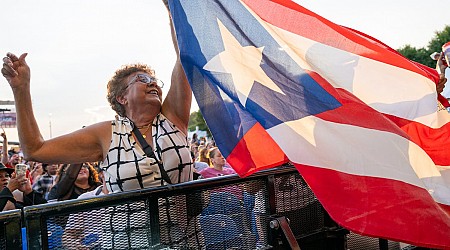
[0,163,15,175]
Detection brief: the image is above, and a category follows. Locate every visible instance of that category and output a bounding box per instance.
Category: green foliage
[188,110,211,137]
[397,25,450,68]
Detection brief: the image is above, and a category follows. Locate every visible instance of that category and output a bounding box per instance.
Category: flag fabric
[168,0,450,248]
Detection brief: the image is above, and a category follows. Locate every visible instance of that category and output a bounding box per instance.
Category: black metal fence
[0,166,403,249]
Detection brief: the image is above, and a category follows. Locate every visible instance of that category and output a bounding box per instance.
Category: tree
[397,25,450,67]
[188,110,211,137]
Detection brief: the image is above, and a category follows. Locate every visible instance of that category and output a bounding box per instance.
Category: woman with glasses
[1,3,193,192]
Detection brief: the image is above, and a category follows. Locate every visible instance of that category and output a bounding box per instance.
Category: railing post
[148,196,160,246]
[3,210,22,250]
[25,218,44,250]
[270,216,301,250]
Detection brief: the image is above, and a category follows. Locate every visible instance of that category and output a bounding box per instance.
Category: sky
[0,0,448,144]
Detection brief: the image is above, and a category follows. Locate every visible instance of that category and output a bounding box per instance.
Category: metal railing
[0,166,402,249]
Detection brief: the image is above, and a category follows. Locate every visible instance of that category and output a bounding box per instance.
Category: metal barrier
[0,166,402,249]
[0,209,22,249]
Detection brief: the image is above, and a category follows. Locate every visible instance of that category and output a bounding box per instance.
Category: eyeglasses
[125,74,164,89]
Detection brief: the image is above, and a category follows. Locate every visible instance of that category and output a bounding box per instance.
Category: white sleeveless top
[100,114,193,193]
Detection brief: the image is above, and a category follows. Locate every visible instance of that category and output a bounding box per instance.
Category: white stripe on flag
[267,116,450,205]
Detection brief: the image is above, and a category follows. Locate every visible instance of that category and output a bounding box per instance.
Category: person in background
[190,142,200,160]
[205,140,215,150]
[32,163,58,200]
[1,3,193,192]
[199,147,236,179]
[197,147,210,166]
[435,52,448,94]
[5,153,20,169]
[191,151,208,180]
[1,128,8,166]
[1,132,20,169]
[29,162,44,185]
[0,163,46,211]
[48,163,102,201]
[190,133,200,146]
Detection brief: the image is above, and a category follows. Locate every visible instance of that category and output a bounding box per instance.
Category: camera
[15,164,27,176]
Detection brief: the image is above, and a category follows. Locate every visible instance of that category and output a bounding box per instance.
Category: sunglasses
[125,74,164,89]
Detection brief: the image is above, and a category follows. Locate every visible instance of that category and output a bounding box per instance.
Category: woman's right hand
[1,52,30,90]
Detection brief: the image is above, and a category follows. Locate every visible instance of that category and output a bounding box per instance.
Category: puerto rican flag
[168,0,450,248]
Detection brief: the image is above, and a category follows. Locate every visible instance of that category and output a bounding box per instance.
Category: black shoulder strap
[95,186,103,196]
[132,124,172,185]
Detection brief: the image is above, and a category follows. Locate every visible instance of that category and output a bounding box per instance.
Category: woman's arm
[0,188,16,211]
[2,53,111,164]
[47,164,82,201]
[1,129,8,165]
[161,4,192,135]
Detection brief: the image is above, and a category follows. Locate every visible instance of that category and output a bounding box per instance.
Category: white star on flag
[203,18,285,106]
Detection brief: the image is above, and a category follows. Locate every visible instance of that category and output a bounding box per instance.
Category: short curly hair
[106,63,155,117]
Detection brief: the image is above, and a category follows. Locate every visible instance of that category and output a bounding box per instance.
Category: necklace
[137,123,152,138]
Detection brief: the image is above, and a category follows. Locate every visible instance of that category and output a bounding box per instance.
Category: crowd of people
[0,129,236,210]
[0,128,244,249]
[1,0,448,247]
[1,129,106,209]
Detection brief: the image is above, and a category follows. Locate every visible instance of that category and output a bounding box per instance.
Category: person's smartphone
[15,164,27,176]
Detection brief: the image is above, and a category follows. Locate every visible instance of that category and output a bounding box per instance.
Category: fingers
[437,76,447,94]
[18,53,28,65]
[2,55,18,77]
[6,52,19,62]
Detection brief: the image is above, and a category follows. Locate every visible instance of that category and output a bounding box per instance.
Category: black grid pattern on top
[102,114,192,192]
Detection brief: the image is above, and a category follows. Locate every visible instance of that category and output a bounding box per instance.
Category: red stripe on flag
[226,122,288,177]
[295,163,450,249]
[243,0,428,78]
[385,113,450,166]
[308,71,409,137]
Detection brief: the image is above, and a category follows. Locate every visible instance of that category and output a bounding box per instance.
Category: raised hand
[1,52,30,90]
[18,178,32,195]
[0,128,5,140]
[436,52,448,75]
[6,173,24,193]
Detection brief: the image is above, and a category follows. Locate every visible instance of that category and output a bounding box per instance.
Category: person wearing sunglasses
[1,2,193,192]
